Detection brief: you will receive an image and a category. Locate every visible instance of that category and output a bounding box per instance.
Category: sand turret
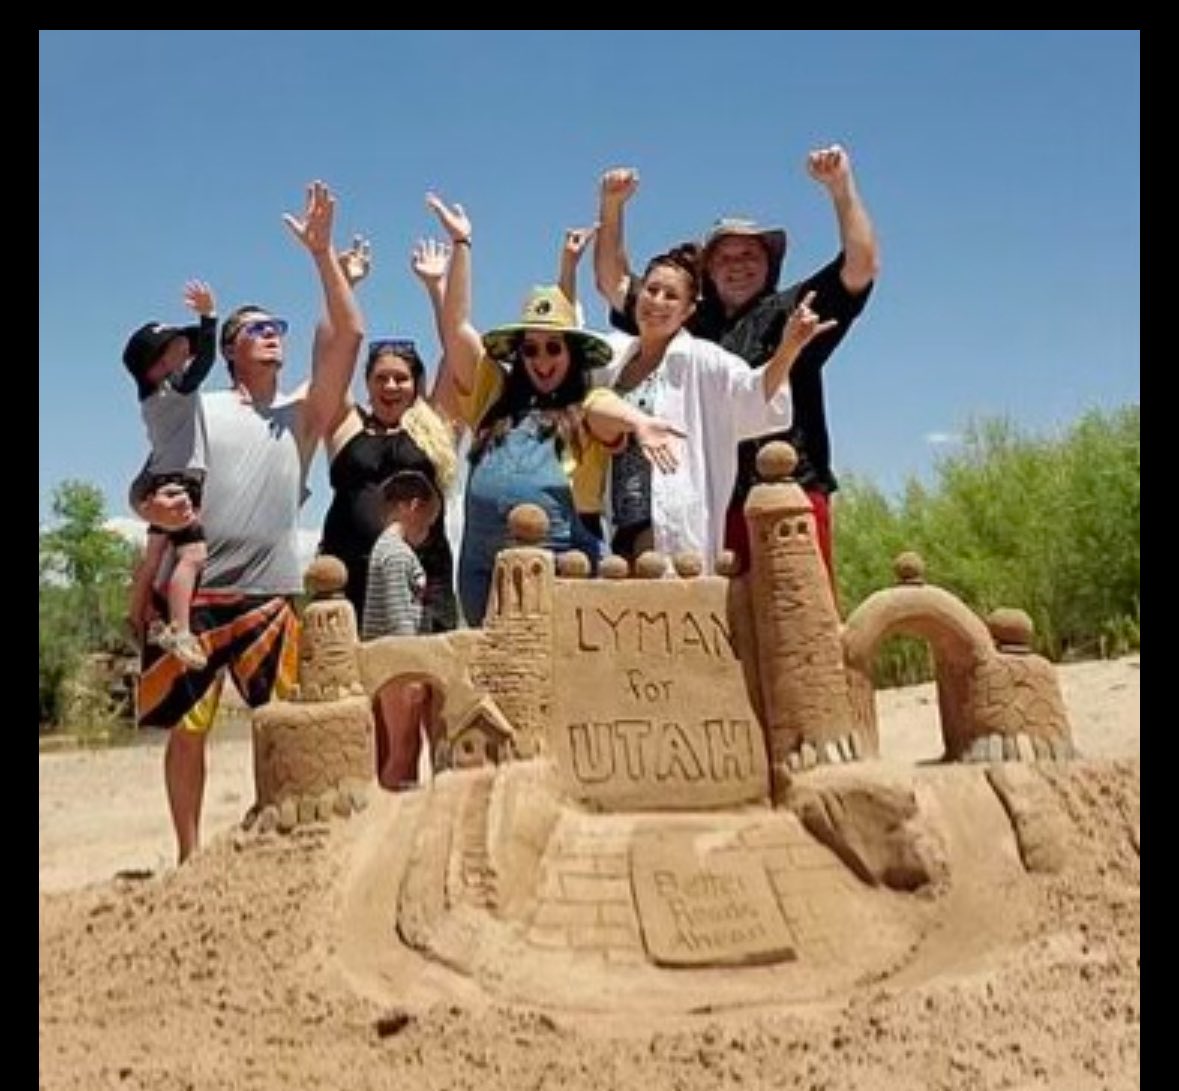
[744,443,859,790]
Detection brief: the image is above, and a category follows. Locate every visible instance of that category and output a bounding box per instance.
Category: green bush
[835,406,1139,686]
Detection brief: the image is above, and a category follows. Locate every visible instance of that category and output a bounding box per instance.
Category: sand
[38,655,1140,1090]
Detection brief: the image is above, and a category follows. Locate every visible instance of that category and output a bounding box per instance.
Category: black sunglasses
[520,339,566,360]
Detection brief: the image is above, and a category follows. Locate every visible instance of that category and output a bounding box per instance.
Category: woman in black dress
[320,337,457,630]
[320,334,458,791]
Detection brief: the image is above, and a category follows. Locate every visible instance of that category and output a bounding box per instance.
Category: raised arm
[283,181,366,451]
[593,168,640,312]
[170,280,218,395]
[761,291,838,401]
[429,192,481,398]
[558,225,597,320]
[321,234,374,441]
[807,144,880,295]
[410,235,465,422]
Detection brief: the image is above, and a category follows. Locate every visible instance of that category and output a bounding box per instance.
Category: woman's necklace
[363,407,402,434]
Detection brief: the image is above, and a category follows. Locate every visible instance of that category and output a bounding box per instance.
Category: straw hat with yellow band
[481,286,614,371]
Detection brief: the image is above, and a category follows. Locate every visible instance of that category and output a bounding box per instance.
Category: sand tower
[466,504,557,758]
[249,557,374,830]
[744,443,858,791]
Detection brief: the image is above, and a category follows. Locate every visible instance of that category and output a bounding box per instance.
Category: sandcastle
[249,442,1078,1005]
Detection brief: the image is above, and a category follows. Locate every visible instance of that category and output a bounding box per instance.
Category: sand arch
[358,629,487,725]
[843,585,995,760]
[843,584,994,673]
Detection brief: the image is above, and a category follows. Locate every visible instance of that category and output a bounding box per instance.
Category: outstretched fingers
[637,418,686,474]
[786,290,839,347]
[283,180,337,254]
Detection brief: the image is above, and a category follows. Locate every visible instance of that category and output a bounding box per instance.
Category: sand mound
[38,656,1140,1090]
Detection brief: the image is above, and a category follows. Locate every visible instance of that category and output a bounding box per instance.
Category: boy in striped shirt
[361,470,444,640]
[360,469,444,791]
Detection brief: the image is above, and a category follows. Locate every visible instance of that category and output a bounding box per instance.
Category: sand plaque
[551,580,769,810]
[631,830,796,967]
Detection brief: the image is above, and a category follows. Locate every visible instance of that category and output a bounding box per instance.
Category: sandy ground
[39,655,1140,1090]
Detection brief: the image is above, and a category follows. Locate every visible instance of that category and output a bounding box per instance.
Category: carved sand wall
[357,444,1074,784]
[474,529,555,758]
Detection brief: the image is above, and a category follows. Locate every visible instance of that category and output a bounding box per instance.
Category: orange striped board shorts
[137,591,300,734]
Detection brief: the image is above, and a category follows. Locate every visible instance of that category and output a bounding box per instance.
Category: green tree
[39,480,137,727]
[40,480,136,646]
[836,406,1139,684]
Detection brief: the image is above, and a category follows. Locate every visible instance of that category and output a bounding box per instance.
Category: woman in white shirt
[587,243,836,570]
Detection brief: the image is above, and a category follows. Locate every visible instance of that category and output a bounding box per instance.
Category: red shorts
[723,489,834,585]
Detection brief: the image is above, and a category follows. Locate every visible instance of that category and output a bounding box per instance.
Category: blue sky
[40,30,1139,554]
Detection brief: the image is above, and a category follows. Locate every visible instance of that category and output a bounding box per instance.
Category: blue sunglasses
[241,318,289,340]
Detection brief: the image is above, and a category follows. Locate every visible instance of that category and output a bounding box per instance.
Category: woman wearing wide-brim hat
[426,193,619,626]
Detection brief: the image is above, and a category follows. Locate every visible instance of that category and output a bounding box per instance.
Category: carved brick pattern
[526,813,642,953]
[252,696,373,807]
[471,618,553,759]
[969,654,1073,744]
[748,515,855,761]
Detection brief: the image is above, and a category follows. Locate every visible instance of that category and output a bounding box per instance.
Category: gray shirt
[197,390,306,595]
[141,383,208,477]
[140,314,217,477]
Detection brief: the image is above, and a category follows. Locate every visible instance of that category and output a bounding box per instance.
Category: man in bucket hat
[593,144,879,583]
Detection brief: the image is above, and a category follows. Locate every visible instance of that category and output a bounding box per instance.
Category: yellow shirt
[457,357,614,515]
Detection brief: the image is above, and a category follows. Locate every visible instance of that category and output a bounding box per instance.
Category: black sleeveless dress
[319,425,457,632]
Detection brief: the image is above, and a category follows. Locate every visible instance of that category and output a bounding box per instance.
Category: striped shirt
[361,527,428,639]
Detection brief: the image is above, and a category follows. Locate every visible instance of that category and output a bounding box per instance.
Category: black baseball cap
[122,322,199,395]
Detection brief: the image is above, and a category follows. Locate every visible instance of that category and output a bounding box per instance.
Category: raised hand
[563,225,598,264]
[599,168,640,207]
[425,192,471,244]
[283,180,337,256]
[411,237,450,287]
[780,290,839,353]
[806,145,852,189]
[183,279,216,317]
[338,233,373,286]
